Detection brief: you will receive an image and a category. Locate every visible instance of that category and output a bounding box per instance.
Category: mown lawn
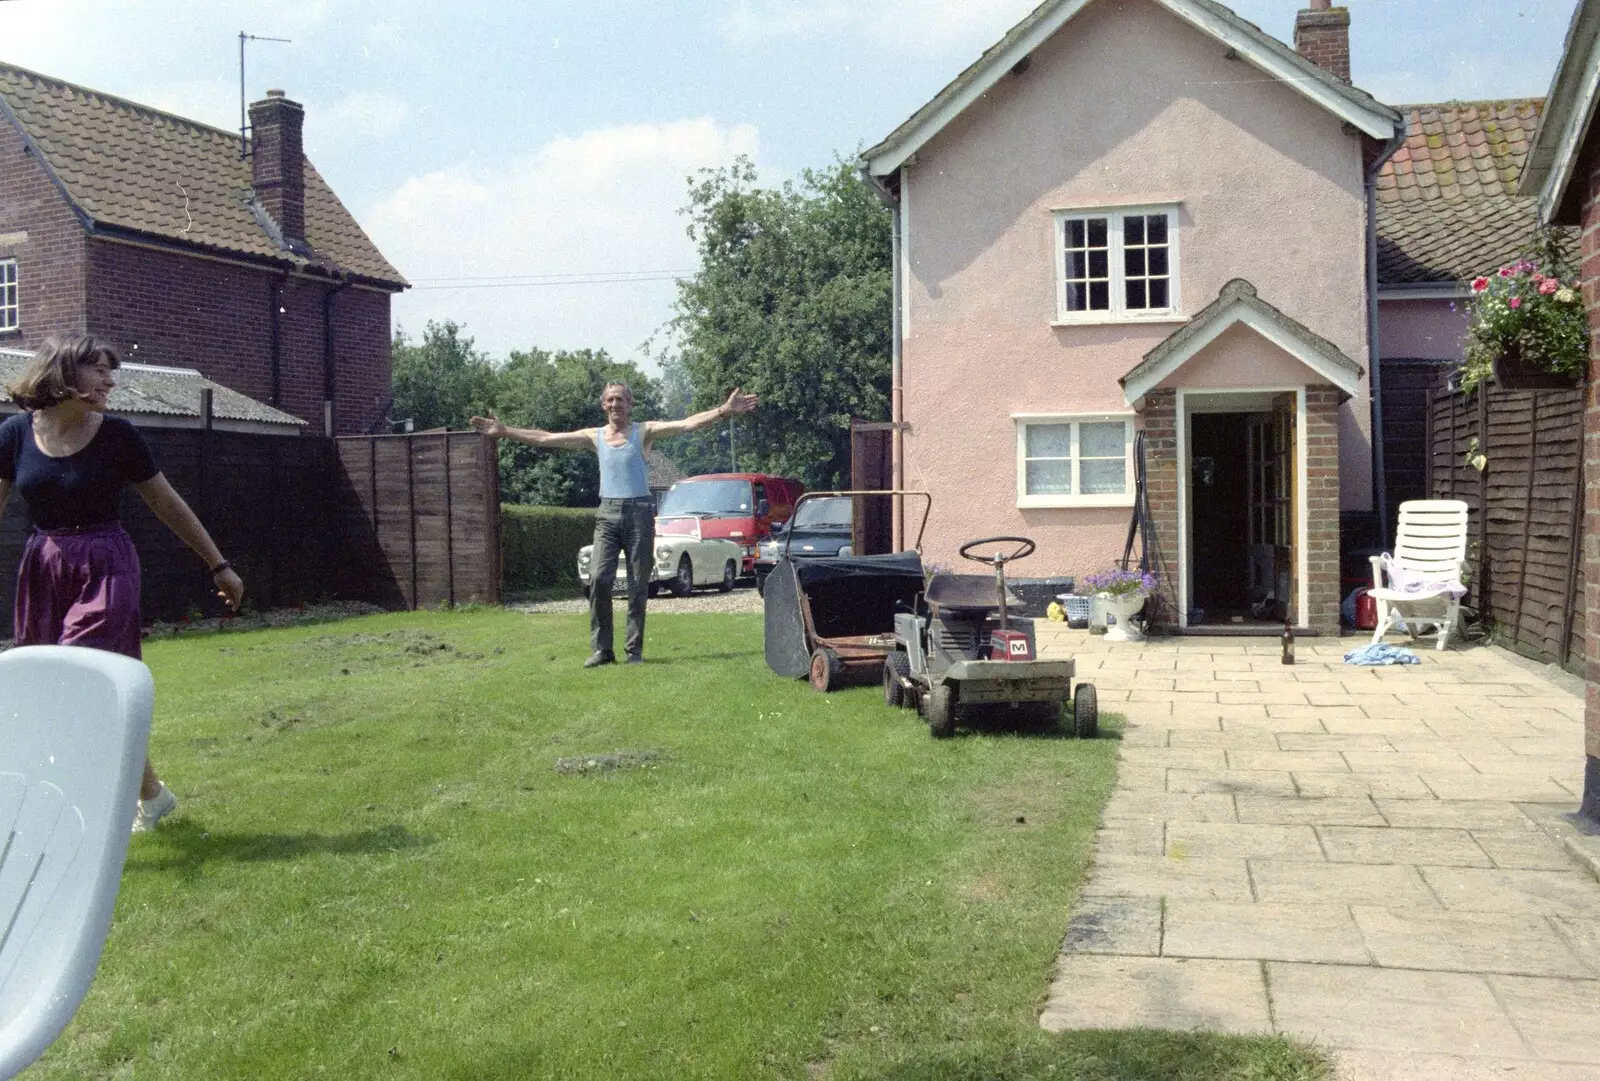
[29,609,1330,1081]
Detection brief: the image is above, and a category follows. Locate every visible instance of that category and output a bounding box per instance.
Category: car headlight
[655,545,672,562]
[839,545,853,557]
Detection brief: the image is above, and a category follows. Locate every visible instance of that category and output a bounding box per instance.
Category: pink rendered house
[860,0,1406,635]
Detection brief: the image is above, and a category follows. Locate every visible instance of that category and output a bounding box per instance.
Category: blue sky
[0,0,1578,370]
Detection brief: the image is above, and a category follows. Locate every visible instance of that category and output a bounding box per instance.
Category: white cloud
[318,90,408,138]
[717,0,1036,49]
[366,118,763,367]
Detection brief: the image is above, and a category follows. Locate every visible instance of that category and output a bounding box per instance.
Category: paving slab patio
[1035,630,1600,1080]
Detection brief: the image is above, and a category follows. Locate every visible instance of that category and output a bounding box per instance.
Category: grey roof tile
[0,348,306,427]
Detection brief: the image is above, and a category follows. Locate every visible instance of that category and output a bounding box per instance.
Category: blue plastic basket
[1060,594,1093,629]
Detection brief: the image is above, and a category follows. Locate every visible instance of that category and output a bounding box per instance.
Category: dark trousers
[590,498,654,657]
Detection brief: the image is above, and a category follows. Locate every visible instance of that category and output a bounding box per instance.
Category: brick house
[860,0,1402,635]
[1520,0,1600,823]
[0,63,407,435]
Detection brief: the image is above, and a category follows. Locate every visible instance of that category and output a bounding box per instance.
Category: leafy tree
[666,156,892,489]
[390,321,497,431]
[493,348,661,506]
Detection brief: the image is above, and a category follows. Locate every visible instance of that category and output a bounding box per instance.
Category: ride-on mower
[885,536,1098,739]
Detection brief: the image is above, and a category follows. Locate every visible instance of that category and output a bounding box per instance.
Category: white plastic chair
[0,646,154,1080]
[1369,500,1471,651]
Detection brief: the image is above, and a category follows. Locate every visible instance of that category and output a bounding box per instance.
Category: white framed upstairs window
[1014,414,1135,508]
[0,260,16,333]
[1054,205,1180,324]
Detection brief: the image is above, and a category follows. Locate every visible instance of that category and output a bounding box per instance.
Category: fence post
[1512,393,1539,648]
[198,388,213,524]
[1561,426,1586,669]
[1477,390,1490,622]
[407,437,418,609]
[443,433,455,606]
[482,434,502,604]
[1425,388,1435,497]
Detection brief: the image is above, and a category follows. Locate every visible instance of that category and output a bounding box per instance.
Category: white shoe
[132,784,177,832]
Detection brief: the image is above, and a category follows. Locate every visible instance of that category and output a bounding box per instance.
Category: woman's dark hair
[7,334,121,411]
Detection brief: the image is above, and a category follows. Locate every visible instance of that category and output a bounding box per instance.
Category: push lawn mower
[884,536,1097,739]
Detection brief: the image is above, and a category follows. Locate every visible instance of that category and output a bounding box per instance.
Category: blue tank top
[596,423,650,499]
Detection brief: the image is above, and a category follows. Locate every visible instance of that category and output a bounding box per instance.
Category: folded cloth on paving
[1379,553,1466,598]
[1343,643,1421,666]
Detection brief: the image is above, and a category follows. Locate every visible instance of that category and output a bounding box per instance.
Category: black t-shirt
[0,412,160,529]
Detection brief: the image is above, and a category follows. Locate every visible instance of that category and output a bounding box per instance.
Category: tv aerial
[238,31,292,159]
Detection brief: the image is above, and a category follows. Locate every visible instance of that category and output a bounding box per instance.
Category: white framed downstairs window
[1054,205,1180,323]
[1014,414,1135,508]
[0,259,16,332]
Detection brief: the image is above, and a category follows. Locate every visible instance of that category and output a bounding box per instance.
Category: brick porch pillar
[1141,390,1182,628]
[1582,150,1600,824]
[1304,386,1343,637]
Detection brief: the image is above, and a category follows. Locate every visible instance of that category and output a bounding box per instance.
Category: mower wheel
[1073,683,1099,739]
[809,647,843,692]
[883,651,912,708]
[924,683,957,739]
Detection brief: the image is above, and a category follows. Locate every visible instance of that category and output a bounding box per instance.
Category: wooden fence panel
[0,426,498,635]
[1428,385,1586,672]
[333,431,499,610]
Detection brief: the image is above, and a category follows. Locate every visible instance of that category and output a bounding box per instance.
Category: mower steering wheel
[958,536,1036,567]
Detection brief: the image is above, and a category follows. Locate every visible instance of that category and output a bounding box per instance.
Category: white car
[578,516,744,598]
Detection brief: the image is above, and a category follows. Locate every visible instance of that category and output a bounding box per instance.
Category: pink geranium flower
[1471,276,1490,292]
[1539,279,1560,295]
[1509,297,1523,309]
[1499,267,1513,277]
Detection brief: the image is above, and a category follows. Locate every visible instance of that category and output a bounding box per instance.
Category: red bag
[1353,588,1377,631]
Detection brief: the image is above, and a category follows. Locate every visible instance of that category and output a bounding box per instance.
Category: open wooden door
[1270,394,1298,625]
[1244,396,1297,623]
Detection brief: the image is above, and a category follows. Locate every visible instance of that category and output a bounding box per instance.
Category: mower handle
[958,536,1036,567]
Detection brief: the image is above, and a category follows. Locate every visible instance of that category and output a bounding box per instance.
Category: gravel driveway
[510,584,764,615]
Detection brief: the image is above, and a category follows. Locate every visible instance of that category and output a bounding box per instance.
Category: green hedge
[502,504,597,593]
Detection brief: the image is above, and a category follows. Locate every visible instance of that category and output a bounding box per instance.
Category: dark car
[754,495,852,595]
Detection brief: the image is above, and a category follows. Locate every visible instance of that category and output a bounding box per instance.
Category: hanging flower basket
[1459,241,1588,393]
[1491,344,1580,390]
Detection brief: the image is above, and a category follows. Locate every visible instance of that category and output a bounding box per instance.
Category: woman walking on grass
[0,334,244,831]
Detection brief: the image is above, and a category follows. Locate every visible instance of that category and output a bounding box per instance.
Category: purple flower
[1082,568,1158,597]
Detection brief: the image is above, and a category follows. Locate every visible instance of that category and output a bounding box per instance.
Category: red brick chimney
[1294,0,1351,83]
[248,89,305,243]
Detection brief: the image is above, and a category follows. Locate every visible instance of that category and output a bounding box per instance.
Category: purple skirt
[14,522,143,660]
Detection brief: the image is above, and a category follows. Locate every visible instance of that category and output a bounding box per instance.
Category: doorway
[1184,394,1298,627]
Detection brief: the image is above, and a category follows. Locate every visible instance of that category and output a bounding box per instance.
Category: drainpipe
[268,268,290,407]
[1366,128,1406,548]
[323,276,353,435]
[861,164,904,551]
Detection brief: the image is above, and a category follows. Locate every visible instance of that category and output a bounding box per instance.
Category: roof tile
[1375,99,1567,284]
[0,62,405,287]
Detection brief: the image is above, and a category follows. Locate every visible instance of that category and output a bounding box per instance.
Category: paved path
[1034,630,1599,1080]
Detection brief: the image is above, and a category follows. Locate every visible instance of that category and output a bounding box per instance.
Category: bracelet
[210,560,233,575]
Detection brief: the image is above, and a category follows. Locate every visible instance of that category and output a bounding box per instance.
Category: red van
[655,473,804,575]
